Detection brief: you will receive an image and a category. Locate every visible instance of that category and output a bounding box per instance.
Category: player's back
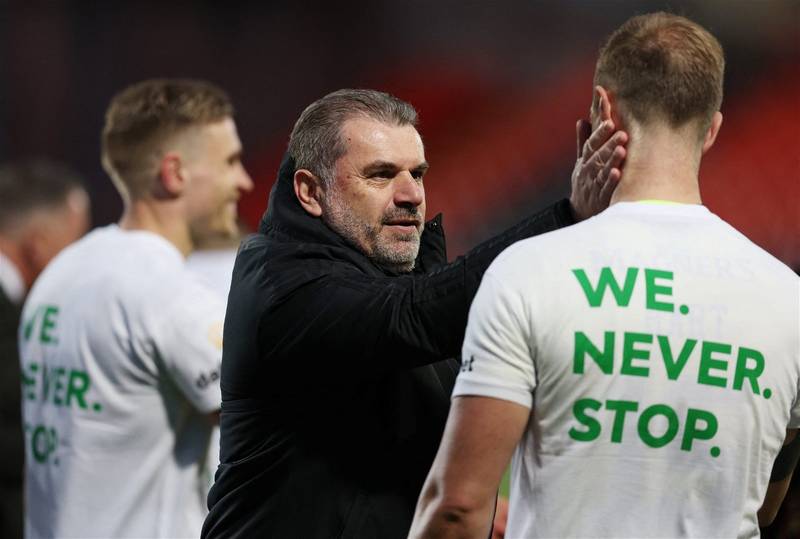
[484,202,799,538]
[20,225,223,539]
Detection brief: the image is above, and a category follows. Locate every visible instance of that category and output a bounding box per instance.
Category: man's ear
[157,153,186,198]
[294,169,323,217]
[702,111,723,155]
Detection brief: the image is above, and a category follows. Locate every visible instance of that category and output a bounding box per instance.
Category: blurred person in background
[19,79,252,539]
[203,88,627,538]
[186,221,248,493]
[0,160,89,539]
[410,12,799,539]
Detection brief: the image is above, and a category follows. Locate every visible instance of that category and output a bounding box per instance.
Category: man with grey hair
[0,160,90,539]
[203,88,627,538]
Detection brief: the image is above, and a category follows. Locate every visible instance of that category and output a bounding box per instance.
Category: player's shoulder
[34,225,217,302]
[487,211,605,281]
[46,225,183,272]
[697,211,797,292]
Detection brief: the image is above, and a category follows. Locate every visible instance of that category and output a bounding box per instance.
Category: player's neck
[119,199,194,258]
[610,124,702,205]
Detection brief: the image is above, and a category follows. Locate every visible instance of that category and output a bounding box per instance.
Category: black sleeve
[257,199,574,386]
[0,298,23,485]
[771,430,800,482]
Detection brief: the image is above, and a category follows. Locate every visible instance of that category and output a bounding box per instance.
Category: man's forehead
[339,117,424,165]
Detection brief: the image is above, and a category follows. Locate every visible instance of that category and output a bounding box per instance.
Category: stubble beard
[188,203,238,250]
[321,187,422,273]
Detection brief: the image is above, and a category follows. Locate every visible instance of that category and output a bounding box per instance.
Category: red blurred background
[2,1,797,266]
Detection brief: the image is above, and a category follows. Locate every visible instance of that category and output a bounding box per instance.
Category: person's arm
[408,260,535,538]
[408,396,529,539]
[759,428,800,526]
[152,276,226,415]
[491,496,509,539]
[250,120,627,382]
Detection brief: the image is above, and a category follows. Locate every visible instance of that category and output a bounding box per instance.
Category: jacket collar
[258,153,447,274]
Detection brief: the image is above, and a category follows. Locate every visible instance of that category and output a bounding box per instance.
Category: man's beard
[320,188,422,273]
[188,206,238,249]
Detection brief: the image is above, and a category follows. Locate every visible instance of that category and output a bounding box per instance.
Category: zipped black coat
[203,155,575,539]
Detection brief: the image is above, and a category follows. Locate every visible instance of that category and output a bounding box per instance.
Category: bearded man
[203,88,626,538]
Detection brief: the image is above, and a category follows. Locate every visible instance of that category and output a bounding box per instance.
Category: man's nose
[393,172,424,207]
[238,168,255,193]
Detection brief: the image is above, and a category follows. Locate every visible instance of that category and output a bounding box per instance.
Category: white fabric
[456,202,800,539]
[0,250,26,304]
[20,225,225,539]
[186,248,237,300]
[186,246,238,493]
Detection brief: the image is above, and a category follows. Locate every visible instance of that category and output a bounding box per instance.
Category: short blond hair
[594,12,724,133]
[101,79,233,199]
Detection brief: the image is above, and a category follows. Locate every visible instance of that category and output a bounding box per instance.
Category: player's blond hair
[594,12,724,135]
[101,79,233,200]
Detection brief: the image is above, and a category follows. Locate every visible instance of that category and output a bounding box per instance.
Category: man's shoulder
[485,215,599,285]
[708,213,798,285]
[234,233,375,287]
[29,226,218,317]
[39,226,184,279]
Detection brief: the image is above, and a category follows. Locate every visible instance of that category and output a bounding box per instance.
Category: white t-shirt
[186,246,238,493]
[186,247,237,300]
[455,202,800,539]
[20,225,225,539]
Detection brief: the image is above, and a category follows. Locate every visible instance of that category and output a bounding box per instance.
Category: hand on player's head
[569,118,628,221]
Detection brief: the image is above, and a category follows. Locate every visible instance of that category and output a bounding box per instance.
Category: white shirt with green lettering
[455,202,800,539]
[20,225,224,539]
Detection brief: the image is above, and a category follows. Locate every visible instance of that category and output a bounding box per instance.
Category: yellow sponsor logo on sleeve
[208,321,224,350]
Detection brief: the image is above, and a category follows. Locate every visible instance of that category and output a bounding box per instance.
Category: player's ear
[702,111,723,155]
[294,169,323,217]
[157,153,186,198]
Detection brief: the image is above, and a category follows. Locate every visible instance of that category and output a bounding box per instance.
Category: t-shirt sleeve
[453,271,536,408]
[790,286,800,429]
[152,275,225,414]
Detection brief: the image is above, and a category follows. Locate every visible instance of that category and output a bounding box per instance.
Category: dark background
[2,0,799,535]
[2,0,798,263]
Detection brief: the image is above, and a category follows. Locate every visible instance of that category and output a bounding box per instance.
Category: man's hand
[569,119,628,221]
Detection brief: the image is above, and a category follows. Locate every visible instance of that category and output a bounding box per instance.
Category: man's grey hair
[0,160,86,233]
[288,89,418,186]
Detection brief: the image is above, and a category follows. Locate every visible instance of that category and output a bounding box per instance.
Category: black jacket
[203,155,575,539]
[0,286,23,539]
